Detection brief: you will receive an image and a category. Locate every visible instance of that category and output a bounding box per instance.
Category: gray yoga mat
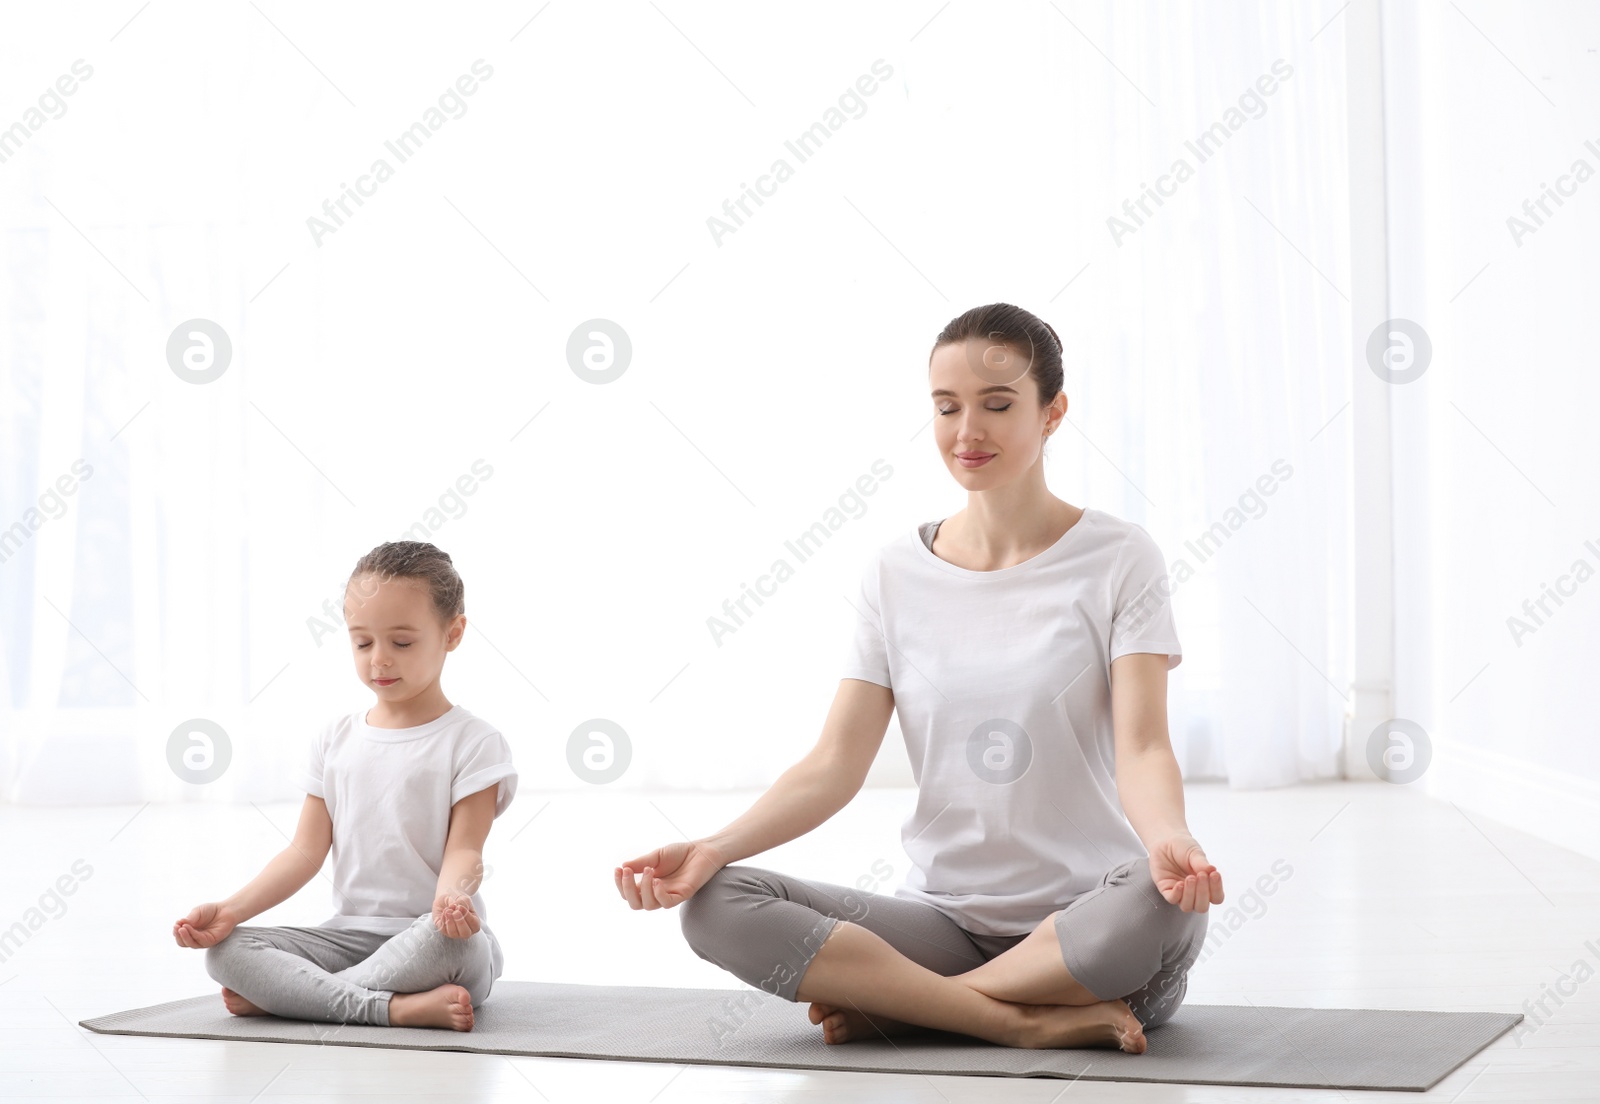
[80,981,1522,1092]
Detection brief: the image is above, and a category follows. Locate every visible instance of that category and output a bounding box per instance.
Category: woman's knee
[677,864,847,1001]
[1057,860,1209,998]
[1148,882,1209,978]
[1127,858,1210,950]
[1124,883,1208,1028]
[1129,967,1190,1029]
[1175,903,1208,957]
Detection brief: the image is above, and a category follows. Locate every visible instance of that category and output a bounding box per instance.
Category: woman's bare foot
[387,984,475,1031]
[220,987,269,1017]
[1011,998,1147,1053]
[807,1001,924,1044]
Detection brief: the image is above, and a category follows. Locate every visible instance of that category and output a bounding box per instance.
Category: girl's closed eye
[356,642,412,649]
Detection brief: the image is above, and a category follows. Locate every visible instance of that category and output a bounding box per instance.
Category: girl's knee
[202,942,230,983]
[203,929,255,983]
[464,972,493,1007]
[410,916,485,959]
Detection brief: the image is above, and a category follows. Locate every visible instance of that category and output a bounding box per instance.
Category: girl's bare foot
[387,984,475,1031]
[806,1001,923,1045]
[220,987,269,1017]
[1011,998,1147,1053]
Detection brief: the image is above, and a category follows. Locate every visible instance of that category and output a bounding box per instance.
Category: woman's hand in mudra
[615,839,726,910]
[1148,833,1224,911]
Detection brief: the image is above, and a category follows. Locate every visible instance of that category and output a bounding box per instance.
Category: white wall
[1383,1,1600,860]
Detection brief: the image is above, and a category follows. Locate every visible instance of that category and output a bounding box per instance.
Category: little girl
[173,540,517,1031]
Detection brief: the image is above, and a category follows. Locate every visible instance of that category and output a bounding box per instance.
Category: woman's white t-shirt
[297,704,518,977]
[840,507,1182,936]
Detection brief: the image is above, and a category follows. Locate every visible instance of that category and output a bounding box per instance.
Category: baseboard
[1423,734,1600,865]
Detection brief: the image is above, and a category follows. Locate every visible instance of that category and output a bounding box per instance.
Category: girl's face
[928,337,1063,487]
[344,574,462,699]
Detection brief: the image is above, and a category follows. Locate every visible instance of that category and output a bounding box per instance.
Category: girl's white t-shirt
[297,704,518,977]
[841,507,1183,936]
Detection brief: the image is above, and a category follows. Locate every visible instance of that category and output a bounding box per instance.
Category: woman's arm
[702,677,895,864]
[616,676,894,909]
[173,795,333,947]
[1110,653,1191,845]
[1110,652,1224,911]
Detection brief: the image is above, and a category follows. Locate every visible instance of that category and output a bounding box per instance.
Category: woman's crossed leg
[679,856,1206,1052]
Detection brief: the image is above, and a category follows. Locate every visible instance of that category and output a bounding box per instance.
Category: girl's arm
[173,795,333,948]
[1110,651,1224,912]
[432,783,498,939]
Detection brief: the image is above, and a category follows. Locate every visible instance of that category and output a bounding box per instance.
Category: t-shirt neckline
[913,507,1096,579]
[359,703,463,742]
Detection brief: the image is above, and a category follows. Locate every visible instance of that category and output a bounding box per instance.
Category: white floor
[2,780,1596,1102]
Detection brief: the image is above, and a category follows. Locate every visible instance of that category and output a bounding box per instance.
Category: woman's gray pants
[679,855,1207,1029]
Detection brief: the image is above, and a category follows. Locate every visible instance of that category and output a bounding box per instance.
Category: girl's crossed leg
[205,913,496,1030]
[678,856,1206,1052]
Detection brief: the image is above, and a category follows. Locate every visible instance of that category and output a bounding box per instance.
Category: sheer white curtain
[1041,0,1352,787]
[1,1,1351,803]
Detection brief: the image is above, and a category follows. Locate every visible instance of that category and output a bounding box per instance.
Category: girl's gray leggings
[678,855,1208,1029]
[204,914,496,1026]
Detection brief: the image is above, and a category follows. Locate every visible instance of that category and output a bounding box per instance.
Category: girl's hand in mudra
[432,892,482,938]
[1148,833,1224,912]
[615,839,726,910]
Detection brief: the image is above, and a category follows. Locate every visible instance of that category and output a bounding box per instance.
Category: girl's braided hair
[347,540,464,626]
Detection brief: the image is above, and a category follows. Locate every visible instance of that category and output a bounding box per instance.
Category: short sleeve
[452,727,517,817]
[840,553,892,688]
[297,723,327,798]
[1108,527,1183,670]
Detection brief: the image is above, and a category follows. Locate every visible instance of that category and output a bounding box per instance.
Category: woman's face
[928,336,1061,487]
[344,574,461,698]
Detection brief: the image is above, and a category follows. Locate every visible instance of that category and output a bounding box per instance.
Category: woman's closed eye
[937,404,1012,416]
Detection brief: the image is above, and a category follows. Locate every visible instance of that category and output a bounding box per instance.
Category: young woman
[614,303,1223,1053]
[173,541,517,1032]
